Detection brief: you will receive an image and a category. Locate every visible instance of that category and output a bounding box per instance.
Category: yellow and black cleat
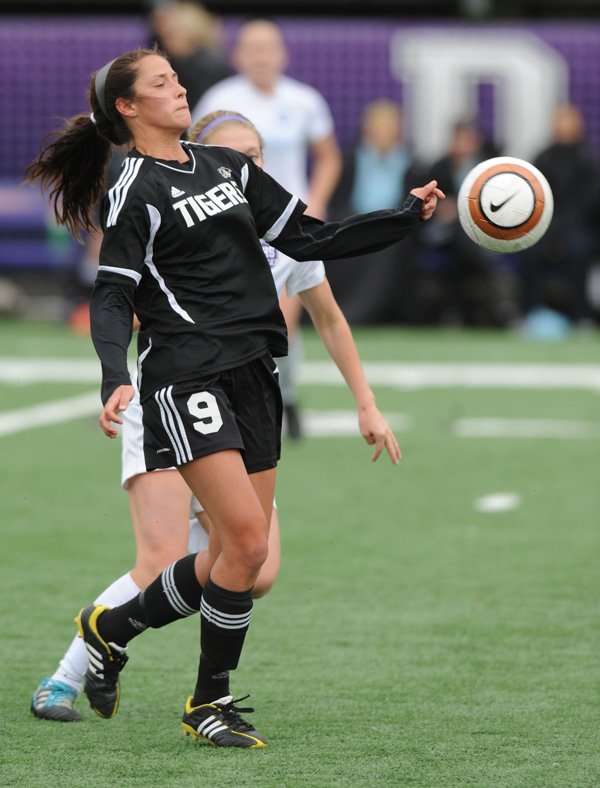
[75,604,128,718]
[182,695,267,748]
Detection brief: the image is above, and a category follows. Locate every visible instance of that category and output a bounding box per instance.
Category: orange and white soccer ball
[457,156,554,253]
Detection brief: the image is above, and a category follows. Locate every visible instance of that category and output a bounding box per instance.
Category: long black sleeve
[90,281,135,404]
[272,194,423,262]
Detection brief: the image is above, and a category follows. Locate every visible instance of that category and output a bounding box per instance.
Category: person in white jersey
[30,109,418,725]
[193,18,342,438]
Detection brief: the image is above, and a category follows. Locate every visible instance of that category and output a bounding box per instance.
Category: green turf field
[1,319,599,787]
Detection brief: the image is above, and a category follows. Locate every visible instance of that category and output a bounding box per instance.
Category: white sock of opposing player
[51,572,141,692]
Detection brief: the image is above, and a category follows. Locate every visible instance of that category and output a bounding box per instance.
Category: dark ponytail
[24,47,160,241]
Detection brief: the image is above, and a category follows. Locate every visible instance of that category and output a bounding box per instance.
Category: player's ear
[115,97,137,119]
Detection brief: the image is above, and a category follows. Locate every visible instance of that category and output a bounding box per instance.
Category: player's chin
[175,108,192,128]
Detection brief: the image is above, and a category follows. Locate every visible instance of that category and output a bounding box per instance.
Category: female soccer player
[26,48,442,747]
[31,109,406,725]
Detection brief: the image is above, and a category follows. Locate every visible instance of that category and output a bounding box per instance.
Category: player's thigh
[128,469,191,559]
[178,451,274,552]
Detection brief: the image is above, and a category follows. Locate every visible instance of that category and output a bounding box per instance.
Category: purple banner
[1,16,599,177]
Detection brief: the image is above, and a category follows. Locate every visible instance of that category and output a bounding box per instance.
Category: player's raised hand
[99,384,134,438]
[410,180,446,221]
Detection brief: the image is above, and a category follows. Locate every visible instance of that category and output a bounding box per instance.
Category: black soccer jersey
[94,142,303,402]
[91,141,423,404]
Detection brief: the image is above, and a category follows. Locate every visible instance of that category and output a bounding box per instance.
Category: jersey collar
[131,143,197,175]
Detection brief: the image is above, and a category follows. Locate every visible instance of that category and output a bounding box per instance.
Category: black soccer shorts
[142,353,282,474]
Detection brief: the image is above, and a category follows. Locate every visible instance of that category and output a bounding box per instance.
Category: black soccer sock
[194,655,231,705]
[140,553,203,628]
[96,554,203,647]
[192,577,253,705]
[96,595,147,647]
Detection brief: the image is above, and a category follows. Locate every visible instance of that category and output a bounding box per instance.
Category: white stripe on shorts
[165,386,193,460]
[155,386,193,464]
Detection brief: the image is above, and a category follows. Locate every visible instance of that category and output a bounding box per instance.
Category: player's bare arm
[299,279,401,465]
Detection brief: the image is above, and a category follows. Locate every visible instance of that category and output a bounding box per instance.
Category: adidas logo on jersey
[172,181,248,228]
[171,186,186,198]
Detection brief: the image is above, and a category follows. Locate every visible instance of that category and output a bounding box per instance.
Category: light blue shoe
[31,677,81,722]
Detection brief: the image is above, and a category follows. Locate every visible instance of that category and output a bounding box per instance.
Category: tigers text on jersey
[96,142,305,403]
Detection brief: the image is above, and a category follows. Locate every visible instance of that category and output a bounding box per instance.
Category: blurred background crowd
[1,0,599,339]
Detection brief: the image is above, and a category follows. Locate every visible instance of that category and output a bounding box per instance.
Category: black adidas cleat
[75,604,128,718]
[182,695,267,748]
[30,677,81,722]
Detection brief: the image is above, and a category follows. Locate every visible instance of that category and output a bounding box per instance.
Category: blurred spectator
[193,17,342,438]
[520,103,600,326]
[327,99,427,324]
[521,283,573,341]
[149,1,231,111]
[192,17,341,217]
[332,99,417,215]
[420,120,516,326]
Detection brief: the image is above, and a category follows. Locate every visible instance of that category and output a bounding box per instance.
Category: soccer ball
[456,156,553,253]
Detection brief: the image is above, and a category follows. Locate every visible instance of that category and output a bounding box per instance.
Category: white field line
[1,359,599,439]
[2,359,600,391]
[0,392,100,436]
[301,361,600,392]
[0,400,408,439]
[302,410,411,436]
[0,358,101,383]
[2,396,597,440]
[452,417,600,439]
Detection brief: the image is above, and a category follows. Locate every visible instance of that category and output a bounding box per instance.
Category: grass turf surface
[1,319,599,786]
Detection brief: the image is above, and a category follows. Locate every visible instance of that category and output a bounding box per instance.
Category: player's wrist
[356,394,377,411]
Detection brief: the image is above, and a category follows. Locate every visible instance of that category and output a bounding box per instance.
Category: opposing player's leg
[81,469,193,718]
[127,469,192,588]
[253,507,281,599]
[33,470,192,721]
[33,384,194,722]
